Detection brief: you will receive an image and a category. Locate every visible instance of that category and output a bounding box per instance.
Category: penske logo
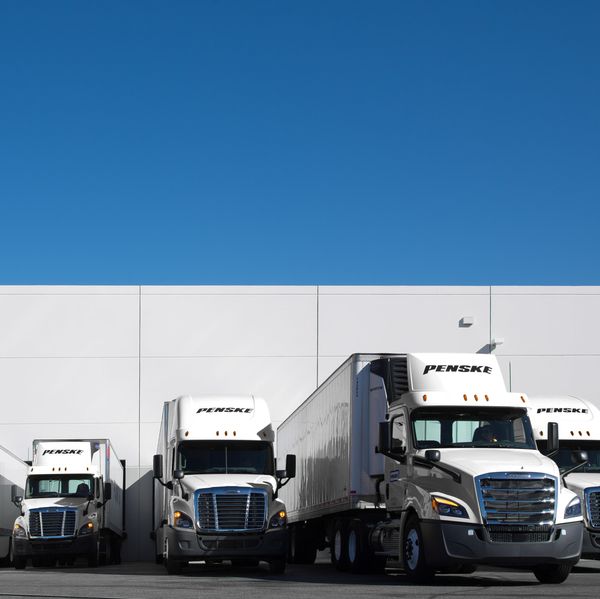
[42,449,84,455]
[196,407,253,414]
[536,407,588,414]
[423,364,493,374]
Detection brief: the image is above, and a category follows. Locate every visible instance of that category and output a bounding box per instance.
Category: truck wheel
[289,526,317,564]
[267,558,286,575]
[111,538,122,565]
[532,564,571,584]
[32,557,43,568]
[402,515,434,582]
[347,519,369,573]
[331,519,349,571]
[99,535,110,566]
[13,557,26,570]
[164,540,182,575]
[88,541,100,568]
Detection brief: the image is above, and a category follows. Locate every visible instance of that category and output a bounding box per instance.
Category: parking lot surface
[0,555,598,599]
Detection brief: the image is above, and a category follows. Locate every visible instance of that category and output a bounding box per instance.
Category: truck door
[385,408,409,513]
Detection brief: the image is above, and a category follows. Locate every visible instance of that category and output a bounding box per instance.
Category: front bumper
[13,533,97,558]
[420,520,583,569]
[164,526,288,562]
[582,527,600,558]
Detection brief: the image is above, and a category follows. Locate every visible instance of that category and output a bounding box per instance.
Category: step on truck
[12,439,126,568]
[152,395,296,575]
[529,395,600,559]
[0,444,27,566]
[277,353,584,583]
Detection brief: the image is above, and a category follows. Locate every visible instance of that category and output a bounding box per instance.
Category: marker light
[485,395,489,402]
[423,395,427,402]
[463,394,467,401]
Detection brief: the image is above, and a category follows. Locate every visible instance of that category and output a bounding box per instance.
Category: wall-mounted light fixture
[459,316,475,327]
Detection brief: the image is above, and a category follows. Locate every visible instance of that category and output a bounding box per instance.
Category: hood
[21,497,89,511]
[564,472,600,493]
[178,473,277,496]
[435,448,559,478]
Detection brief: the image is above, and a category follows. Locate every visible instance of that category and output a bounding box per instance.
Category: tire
[347,519,369,573]
[164,539,182,575]
[88,540,99,568]
[402,515,434,583]
[289,526,317,564]
[532,564,571,584]
[111,538,122,565]
[32,557,43,568]
[99,535,110,566]
[330,519,349,571]
[267,558,286,575]
[13,557,26,570]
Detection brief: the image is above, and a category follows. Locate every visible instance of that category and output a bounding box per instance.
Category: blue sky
[0,1,598,284]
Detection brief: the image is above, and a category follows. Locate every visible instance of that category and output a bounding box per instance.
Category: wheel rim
[334,529,342,561]
[348,530,357,564]
[405,528,420,571]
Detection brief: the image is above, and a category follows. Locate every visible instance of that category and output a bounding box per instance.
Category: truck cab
[528,395,600,558]
[152,395,295,574]
[12,439,125,568]
[375,353,584,583]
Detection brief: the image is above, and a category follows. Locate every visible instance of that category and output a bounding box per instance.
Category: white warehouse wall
[0,285,598,560]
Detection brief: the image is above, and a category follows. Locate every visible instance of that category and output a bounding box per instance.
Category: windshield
[26,475,95,499]
[177,441,274,475]
[546,441,600,474]
[411,407,536,450]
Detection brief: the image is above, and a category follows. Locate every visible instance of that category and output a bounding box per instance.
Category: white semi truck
[528,395,600,559]
[11,439,126,568]
[277,353,584,584]
[152,395,295,575]
[0,444,28,566]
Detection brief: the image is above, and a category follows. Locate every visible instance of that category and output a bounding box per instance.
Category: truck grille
[29,509,76,538]
[476,473,557,542]
[585,488,600,529]
[195,487,267,532]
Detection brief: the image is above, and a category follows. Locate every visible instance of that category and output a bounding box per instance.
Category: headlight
[269,510,287,528]
[13,523,27,538]
[79,522,95,536]
[173,511,194,529]
[564,497,582,519]
[431,495,469,518]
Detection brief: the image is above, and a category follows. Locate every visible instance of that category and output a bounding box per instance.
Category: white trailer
[278,353,584,583]
[152,395,296,575]
[528,395,600,558]
[0,445,27,566]
[12,439,126,568]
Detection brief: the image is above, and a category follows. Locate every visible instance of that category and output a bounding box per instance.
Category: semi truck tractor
[529,395,600,559]
[0,444,27,566]
[277,353,584,584]
[12,439,126,568]
[152,395,296,575]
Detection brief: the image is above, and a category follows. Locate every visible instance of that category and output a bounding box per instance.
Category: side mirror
[173,470,185,480]
[153,454,163,480]
[285,455,296,479]
[11,485,22,506]
[425,449,441,463]
[103,482,112,501]
[546,422,559,455]
[377,421,391,454]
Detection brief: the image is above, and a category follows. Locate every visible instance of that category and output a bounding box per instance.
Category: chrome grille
[586,488,600,529]
[476,473,557,542]
[196,487,267,532]
[29,509,76,538]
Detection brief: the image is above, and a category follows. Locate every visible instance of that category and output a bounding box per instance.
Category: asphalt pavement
[0,554,598,599]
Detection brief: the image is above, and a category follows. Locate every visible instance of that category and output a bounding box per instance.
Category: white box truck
[152,395,295,575]
[277,353,584,584]
[528,395,600,559]
[0,444,27,567]
[12,439,126,568]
